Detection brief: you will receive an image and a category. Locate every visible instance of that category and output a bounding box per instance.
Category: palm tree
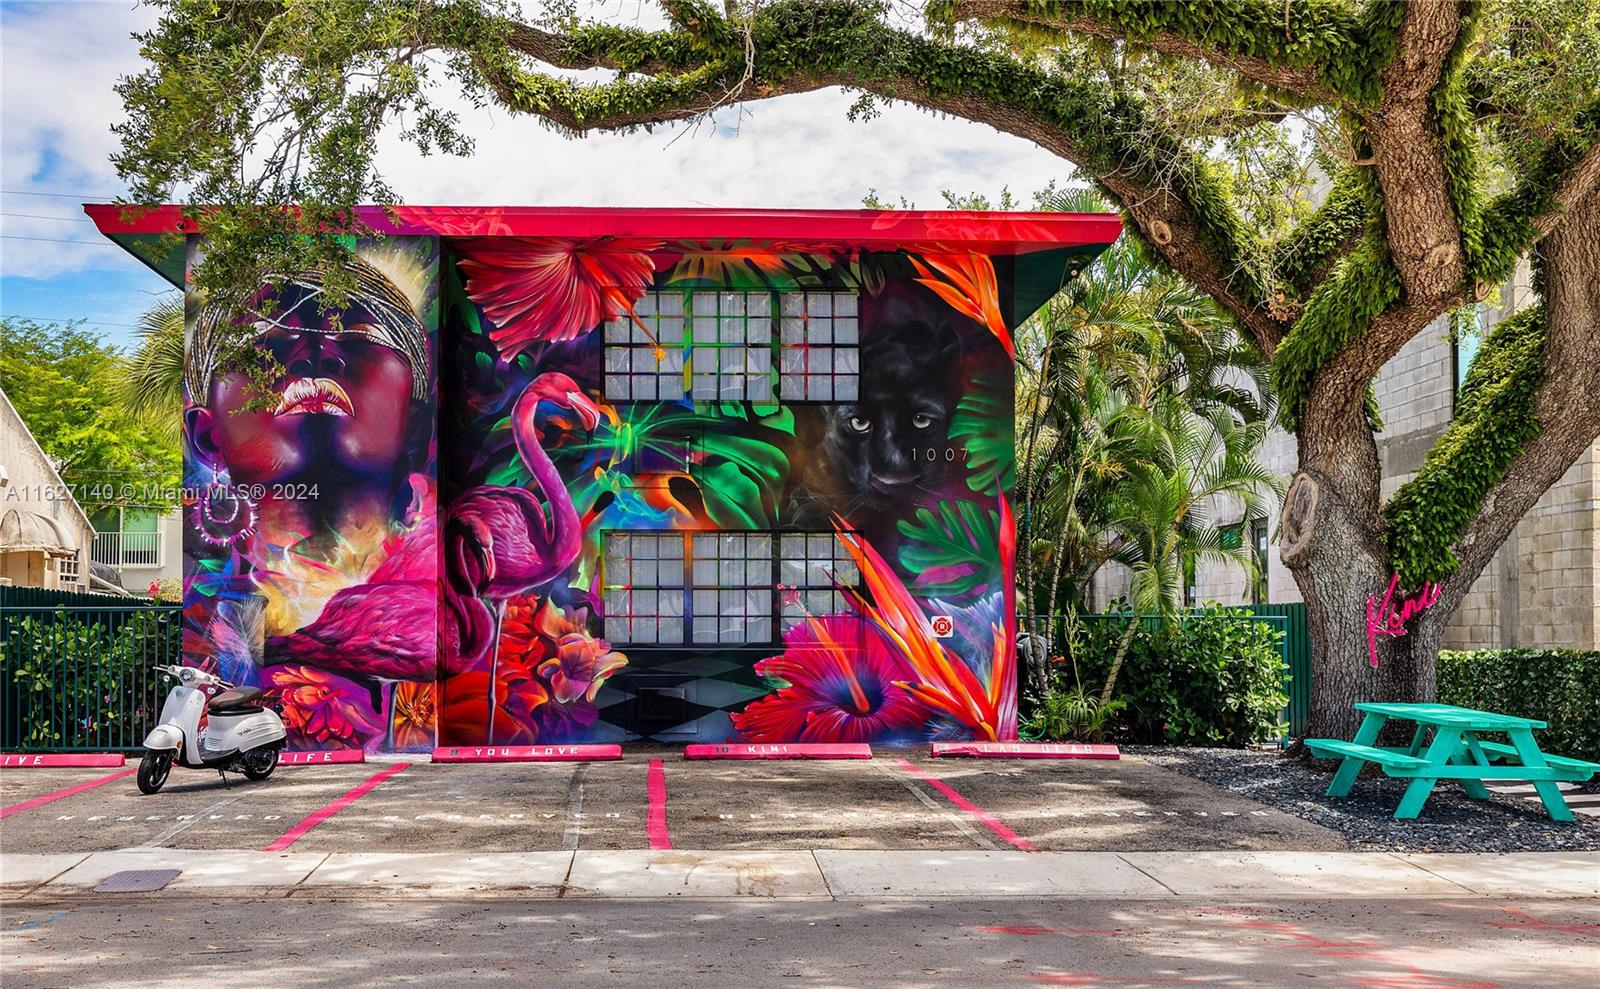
[1097,402,1283,702]
[117,295,185,444]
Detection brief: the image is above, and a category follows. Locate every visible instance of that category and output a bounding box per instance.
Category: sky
[0,0,1079,351]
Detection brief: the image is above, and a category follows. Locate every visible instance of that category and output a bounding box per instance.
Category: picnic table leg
[1505,728,1574,822]
[1452,734,1492,800]
[1327,713,1387,798]
[1395,728,1464,819]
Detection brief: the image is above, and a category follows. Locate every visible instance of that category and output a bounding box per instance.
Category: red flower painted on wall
[439,668,548,746]
[456,237,662,358]
[731,615,927,743]
[265,664,385,751]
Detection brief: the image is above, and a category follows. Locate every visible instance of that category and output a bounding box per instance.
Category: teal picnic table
[1306,702,1600,821]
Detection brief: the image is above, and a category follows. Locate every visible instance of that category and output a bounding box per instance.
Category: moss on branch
[1382,304,1548,586]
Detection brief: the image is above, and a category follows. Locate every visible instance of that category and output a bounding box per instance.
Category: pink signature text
[1366,573,1442,668]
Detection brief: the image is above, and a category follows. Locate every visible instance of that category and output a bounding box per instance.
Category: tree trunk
[1099,615,1140,705]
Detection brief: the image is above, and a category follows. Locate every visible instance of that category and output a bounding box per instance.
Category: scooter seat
[208,686,265,713]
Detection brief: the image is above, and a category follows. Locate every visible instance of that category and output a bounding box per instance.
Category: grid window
[779,533,860,626]
[604,290,774,402]
[692,532,773,644]
[602,532,685,644]
[600,529,860,647]
[603,291,685,401]
[779,292,860,402]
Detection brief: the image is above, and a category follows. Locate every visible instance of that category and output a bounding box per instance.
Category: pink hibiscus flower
[731,615,930,744]
[456,237,661,358]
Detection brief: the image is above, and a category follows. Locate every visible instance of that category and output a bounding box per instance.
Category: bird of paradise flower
[908,251,1015,360]
[832,502,1017,742]
[735,505,1018,744]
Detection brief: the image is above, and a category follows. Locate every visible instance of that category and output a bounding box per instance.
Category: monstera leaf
[948,366,1014,496]
[896,499,1001,599]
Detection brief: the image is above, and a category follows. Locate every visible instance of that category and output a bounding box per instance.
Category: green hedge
[1074,604,1288,747]
[1438,649,1600,762]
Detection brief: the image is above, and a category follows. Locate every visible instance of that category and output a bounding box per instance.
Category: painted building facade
[89,206,1119,752]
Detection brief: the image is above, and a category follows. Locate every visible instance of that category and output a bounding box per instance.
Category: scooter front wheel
[242,746,279,781]
[137,750,173,794]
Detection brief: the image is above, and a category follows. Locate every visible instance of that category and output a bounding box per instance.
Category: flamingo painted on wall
[443,371,602,739]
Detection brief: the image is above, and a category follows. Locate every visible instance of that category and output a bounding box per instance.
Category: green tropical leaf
[948,366,1015,495]
[896,498,1001,599]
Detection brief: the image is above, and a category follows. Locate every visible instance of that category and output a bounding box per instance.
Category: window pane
[693,616,718,643]
[693,293,718,315]
[659,616,684,643]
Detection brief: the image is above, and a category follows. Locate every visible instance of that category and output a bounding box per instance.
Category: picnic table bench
[1305,702,1600,821]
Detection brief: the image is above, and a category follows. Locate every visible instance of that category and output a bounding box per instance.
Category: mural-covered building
[88,206,1119,752]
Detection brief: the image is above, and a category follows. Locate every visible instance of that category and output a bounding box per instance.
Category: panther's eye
[848,416,871,433]
[911,413,935,429]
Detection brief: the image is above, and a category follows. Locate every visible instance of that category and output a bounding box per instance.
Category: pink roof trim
[82,204,1121,253]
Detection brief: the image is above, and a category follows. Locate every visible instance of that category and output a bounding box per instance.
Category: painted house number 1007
[911,448,969,462]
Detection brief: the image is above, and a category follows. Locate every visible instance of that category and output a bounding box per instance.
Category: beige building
[1095,261,1600,651]
[0,386,93,592]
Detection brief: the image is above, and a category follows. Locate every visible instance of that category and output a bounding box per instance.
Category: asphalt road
[0,752,1345,854]
[2,895,1594,988]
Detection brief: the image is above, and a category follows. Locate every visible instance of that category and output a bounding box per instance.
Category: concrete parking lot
[0,748,1345,855]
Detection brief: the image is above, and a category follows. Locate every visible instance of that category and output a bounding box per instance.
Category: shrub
[1073,604,1288,746]
[1021,686,1127,743]
[1438,649,1600,762]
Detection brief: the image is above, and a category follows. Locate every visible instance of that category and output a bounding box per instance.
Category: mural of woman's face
[190,290,415,486]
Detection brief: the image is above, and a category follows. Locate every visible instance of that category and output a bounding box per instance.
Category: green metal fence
[1239,603,1311,737]
[0,586,182,751]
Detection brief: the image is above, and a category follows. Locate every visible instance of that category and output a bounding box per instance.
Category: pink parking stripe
[646,758,672,849]
[263,763,408,852]
[0,768,136,820]
[896,757,1037,852]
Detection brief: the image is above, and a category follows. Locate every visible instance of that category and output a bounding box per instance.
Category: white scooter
[138,664,287,794]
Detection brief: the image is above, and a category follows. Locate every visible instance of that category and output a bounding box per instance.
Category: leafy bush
[1438,649,1600,762]
[1073,604,1288,746]
[1021,687,1127,743]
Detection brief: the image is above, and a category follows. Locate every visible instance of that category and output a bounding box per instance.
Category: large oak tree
[117,0,1600,738]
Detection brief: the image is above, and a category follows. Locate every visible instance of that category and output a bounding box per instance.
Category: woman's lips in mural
[275,377,356,417]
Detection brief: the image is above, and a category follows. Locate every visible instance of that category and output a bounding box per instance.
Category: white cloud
[2,0,1078,282]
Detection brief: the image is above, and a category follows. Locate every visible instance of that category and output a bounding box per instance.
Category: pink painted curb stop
[930,741,1120,760]
[684,742,872,760]
[280,749,366,766]
[431,744,623,763]
[0,753,127,768]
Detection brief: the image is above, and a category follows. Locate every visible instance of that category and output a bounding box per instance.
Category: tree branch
[1442,190,1600,597]
[942,0,1351,105]
[1365,0,1469,302]
[477,4,1291,352]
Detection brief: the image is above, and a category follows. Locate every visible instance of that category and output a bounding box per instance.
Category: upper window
[602,289,858,404]
[779,292,859,401]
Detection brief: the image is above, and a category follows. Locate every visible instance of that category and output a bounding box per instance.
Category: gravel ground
[1130,745,1600,853]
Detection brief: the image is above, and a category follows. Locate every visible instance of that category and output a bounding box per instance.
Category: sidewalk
[5,849,1596,900]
